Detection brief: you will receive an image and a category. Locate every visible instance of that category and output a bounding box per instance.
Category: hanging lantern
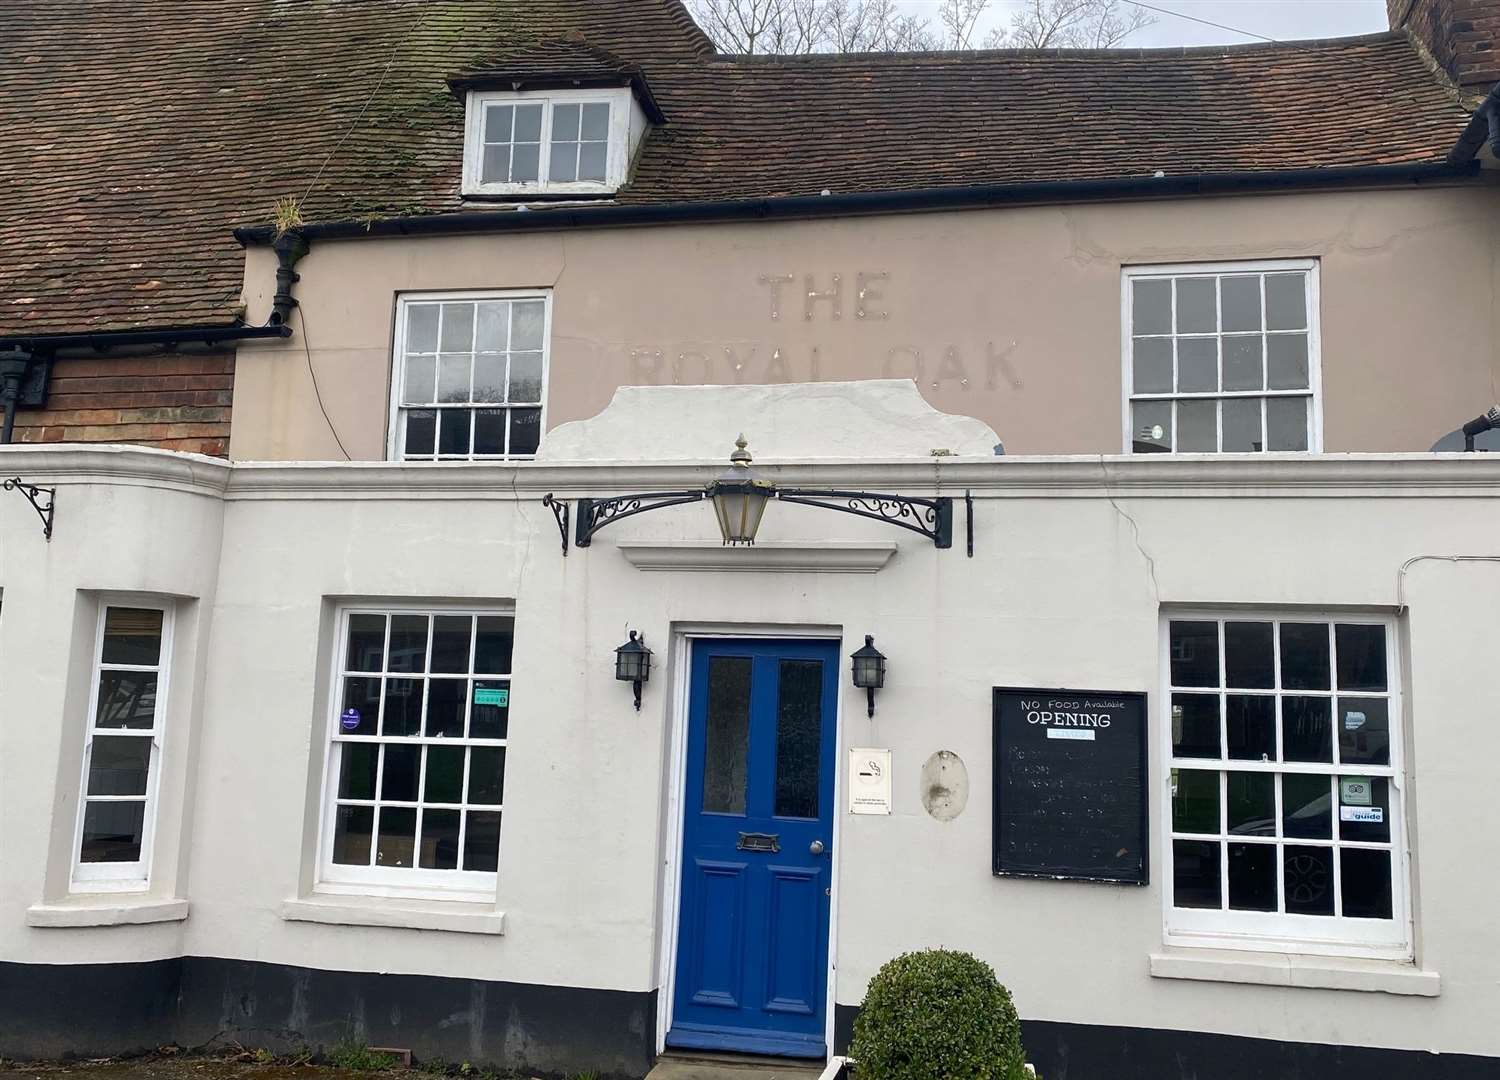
[615,630,652,710]
[850,634,887,718]
[706,434,775,545]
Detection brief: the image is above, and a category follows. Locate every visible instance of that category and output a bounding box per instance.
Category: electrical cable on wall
[298,307,352,461]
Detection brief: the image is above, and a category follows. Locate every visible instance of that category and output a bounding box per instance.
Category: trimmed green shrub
[850,949,1027,1080]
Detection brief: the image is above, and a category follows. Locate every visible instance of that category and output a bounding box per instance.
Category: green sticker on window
[474,687,508,707]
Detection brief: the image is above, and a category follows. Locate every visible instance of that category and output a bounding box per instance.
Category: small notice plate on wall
[850,748,892,815]
[993,687,1148,884]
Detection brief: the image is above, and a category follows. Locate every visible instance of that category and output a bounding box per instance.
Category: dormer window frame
[462,86,637,198]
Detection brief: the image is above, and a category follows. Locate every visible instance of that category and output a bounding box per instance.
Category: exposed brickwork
[1390,0,1500,98]
[11,353,234,458]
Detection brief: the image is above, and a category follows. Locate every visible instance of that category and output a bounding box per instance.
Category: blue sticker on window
[340,708,361,732]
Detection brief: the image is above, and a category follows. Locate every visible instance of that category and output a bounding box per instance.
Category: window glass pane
[1172,839,1220,908]
[578,141,608,182]
[1132,279,1171,335]
[1265,397,1308,452]
[1282,773,1332,838]
[1221,397,1261,452]
[1283,845,1334,915]
[424,746,465,804]
[1226,772,1274,836]
[1177,399,1216,452]
[404,410,436,456]
[1341,848,1393,919]
[431,615,473,673]
[475,303,508,352]
[340,677,380,736]
[1177,338,1217,393]
[332,805,373,865]
[87,736,152,796]
[438,411,471,456]
[376,807,417,867]
[581,102,610,140]
[346,614,386,671]
[1338,697,1390,766]
[1219,276,1262,332]
[439,303,475,353]
[383,678,422,737]
[512,301,546,351]
[473,353,506,403]
[482,145,511,183]
[774,660,823,819]
[513,103,543,142]
[463,810,502,872]
[1132,337,1172,393]
[405,304,440,353]
[509,408,542,456]
[1267,333,1310,389]
[381,744,420,802]
[1171,693,1219,758]
[1169,620,1218,687]
[1279,623,1330,690]
[1338,774,1390,843]
[102,608,163,666]
[426,678,466,738]
[1172,769,1219,833]
[1282,696,1332,763]
[1131,400,1171,453]
[549,140,577,183]
[402,353,436,405]
[552,103,580,141]
[1265,273,1308,331]
[474,617,514,674]
[468,746,506,805]
[337,743,378,800]
[1221,335,1263,392]
[1228,842,1276,911]
[512,142,540,182]
[437,353,471,403]
[95,670,159,730]
[1336,624,1387,691]
[471,680,510,739]
[387,614,428,673]
[508,350,544,403]
[80,801,145,863]
[420,808,462,870]
[1225,622,1273,688]
[483,104,513,143]
[703,656,752,815]
[474,410,506,455]
[1226,695,1274,761]
[1175,277,1216,333]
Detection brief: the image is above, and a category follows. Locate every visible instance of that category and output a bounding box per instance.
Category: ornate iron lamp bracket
[775,488,953,549]
[541,493,570,555]
[574,490,707,548]
[4,477,55,541]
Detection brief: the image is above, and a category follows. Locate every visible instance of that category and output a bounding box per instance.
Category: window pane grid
[326,611,512,881]
[1168,617,1398,930]
[1129,268,1314,454]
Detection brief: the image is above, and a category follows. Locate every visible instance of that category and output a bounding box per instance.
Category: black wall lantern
[557,435,968,554]
[615,630,652,710]
[850,635,887,718]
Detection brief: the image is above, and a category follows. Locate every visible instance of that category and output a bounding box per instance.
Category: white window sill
[26,896,190,928]
[1149,948,1439,996]
[280,895,506,935]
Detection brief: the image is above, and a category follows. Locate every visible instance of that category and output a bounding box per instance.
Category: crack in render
[1097,457,1160,600]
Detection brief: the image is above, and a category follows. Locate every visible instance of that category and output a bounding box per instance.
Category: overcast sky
[896,0,1390,47]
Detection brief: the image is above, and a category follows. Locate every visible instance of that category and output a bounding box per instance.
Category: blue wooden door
[668,638,838,1058]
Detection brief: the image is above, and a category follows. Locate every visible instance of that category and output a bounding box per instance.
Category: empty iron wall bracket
[541,493,569,555]
[4,477,55,541]
[776,489,954,549]
[574,490,707,548]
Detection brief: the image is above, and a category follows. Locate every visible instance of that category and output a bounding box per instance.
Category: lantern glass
[850,635,886,689]
[707,434,774,545]
[615,631,651,683]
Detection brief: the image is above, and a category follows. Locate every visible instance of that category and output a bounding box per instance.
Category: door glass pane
[774,660,823,819]
[702,656,751,815]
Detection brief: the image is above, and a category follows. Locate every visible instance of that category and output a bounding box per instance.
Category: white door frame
[654,623,847,1058]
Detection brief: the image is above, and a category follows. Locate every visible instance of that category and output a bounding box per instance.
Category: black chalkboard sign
[993,687,1148,884]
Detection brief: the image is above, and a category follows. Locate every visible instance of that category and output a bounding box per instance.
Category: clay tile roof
[0,0,1472,339]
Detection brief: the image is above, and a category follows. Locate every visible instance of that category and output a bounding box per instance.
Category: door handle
[809,840,826,856]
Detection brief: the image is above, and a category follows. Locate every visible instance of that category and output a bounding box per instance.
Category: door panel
[669,639,837,1058]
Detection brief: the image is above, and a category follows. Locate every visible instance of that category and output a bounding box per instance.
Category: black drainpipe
[0,347,34,445]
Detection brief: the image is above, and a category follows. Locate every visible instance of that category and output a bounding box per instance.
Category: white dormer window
[462,87,643,196]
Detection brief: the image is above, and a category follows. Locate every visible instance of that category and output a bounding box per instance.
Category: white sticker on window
[1340,778,1373,806]
[1340,806,1383,823]
[1344,710,1366,731]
